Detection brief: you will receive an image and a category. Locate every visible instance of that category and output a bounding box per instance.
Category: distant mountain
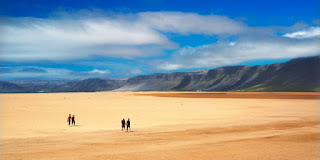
[1,56,319,93]
[9,80,72,92]
[51,78,127,92]
[0,81,26,93]
[0,79,126,93]
[116,56,320,92]
[115,70,208,91]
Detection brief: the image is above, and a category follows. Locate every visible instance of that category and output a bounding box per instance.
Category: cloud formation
[156,32,320,70]
[1,11,319,80]
[0,16,175,61]
[0,11,247,62]
[0,67,111,80]
[139,11,246,35]
[283,27,320,39]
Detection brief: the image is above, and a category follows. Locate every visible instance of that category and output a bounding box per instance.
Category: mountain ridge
[1,56,319,93]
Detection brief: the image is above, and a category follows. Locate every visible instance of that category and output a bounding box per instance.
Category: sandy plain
[1,92,319,160]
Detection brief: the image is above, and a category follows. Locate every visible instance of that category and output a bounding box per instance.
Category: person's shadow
[69,124,83,127]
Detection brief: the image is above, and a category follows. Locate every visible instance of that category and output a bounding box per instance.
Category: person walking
[121,119,126,131]
[126,118,131,132]
[71,115,75,126]
[67,114,71,126]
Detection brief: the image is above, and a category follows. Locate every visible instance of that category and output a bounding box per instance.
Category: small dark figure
[126,118,131,132]
[121,119,126,131]
[67,114,71,126]
[72,115,75,126]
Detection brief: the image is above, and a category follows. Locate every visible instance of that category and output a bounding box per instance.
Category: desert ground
[1,92,319,160]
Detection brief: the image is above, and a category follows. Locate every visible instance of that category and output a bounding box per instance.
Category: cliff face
[116,56,319,91]
[116,65,279,91]
[1,56,319,93]
[116,71,208,91]
[52,79,127,92]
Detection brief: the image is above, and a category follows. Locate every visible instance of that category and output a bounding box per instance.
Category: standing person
[126,118,131,132]
[67,114,71,126]
[72,115,75,126]
[121,118,126,131]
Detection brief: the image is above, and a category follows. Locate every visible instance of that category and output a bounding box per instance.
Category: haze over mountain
[1,56,319,93]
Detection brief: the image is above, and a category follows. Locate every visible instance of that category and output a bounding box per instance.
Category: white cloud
[90,69,110,74]
[0,11,248,62]
[0,67,111,80]
[129,69,143,75]
[0,16,176,61]
[156,35,320,70]
[158,63,182,70]
[139,11,246,35]
[228,42,236,46]
[283,27,320,39]
[1,11,319,77]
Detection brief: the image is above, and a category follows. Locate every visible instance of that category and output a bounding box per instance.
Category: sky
[0,0,319,80]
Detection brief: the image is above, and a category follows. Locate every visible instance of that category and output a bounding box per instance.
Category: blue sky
[0,0,319,80]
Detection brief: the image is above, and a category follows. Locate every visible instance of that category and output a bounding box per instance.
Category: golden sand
[1,92,319,160]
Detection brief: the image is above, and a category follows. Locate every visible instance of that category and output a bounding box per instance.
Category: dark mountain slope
[116,56,320,92]
[0,81,26,93]
[9,80,72,92]
[52,78,127,92]
[252,56,320,91]
[116,71,207,91]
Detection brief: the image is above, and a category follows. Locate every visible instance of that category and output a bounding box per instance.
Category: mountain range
[1,56,319,93]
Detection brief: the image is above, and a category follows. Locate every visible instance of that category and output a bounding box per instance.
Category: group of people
[66,114,131,132]
[67,114,75,126]
[121,118,131,132]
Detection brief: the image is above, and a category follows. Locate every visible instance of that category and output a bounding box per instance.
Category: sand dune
[1,92,319,159]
